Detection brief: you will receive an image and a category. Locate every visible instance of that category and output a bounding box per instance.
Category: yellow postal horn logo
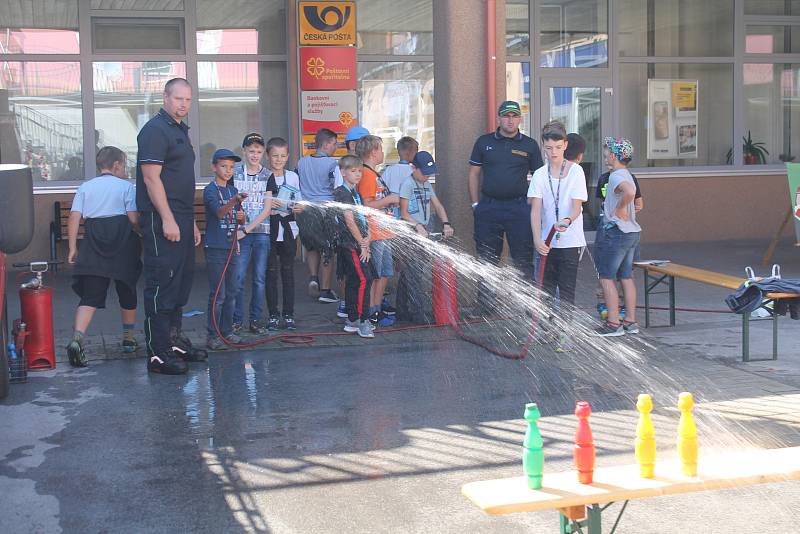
[303,4,352,32]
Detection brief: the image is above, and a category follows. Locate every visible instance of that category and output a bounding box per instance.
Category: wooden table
[462,446,800,533]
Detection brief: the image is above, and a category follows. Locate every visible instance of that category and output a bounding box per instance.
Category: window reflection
[93,61,187,177]
[196,0,286,55]
[506,0,530,56]
[0,62,82,181]
[540,0,608,68]
[744,63,800,164]
[197,62,288,178]
[358,62,434,162]
[356,0,432,55]
[0,29,80,54]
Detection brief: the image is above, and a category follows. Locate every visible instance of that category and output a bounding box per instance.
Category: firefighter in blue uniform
[468,100,544,303]
[136,77,206,375]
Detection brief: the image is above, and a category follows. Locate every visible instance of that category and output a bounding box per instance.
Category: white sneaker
[343,319,360,333]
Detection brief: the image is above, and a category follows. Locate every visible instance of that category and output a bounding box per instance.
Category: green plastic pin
[523,402,544,490]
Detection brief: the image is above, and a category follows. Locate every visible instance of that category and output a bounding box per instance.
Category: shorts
[72,274,137,310]
[370,239,394,278]
[594,225,640,280]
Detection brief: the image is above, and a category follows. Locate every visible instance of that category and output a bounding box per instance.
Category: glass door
[540,79,611,232]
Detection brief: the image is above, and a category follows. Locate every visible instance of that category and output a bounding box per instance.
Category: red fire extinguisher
[17,261,55,370]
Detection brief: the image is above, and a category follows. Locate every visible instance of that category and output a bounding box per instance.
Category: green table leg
[742,312,750,362]
[773,307,778,360]
[644,271,651,328]
[669,275,676,326]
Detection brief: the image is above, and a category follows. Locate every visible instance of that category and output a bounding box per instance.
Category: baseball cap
[411,151,438,176]
[242,132,265,147]
[212,148,241,164]
[345,125,370,142]
[498,100,522,116]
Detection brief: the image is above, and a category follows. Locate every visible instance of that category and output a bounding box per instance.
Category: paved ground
[1,238,800,533]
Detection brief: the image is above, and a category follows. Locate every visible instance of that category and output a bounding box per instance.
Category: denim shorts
[370,239,394,278]
[594,225,640,280]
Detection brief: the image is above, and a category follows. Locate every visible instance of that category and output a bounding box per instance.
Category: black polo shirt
[136,108,196,215]
[469,129,543,200]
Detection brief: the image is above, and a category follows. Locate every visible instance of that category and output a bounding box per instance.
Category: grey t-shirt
[399,177,435,225]
[296,152,344,202]
[603,168,641,233]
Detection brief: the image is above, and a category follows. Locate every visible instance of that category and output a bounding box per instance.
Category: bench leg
[643,272,651,329]
[773,310,778,361]
[669,275,676,326]
[742,313,750,362]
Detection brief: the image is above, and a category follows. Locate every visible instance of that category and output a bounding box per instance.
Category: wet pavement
[2,238,800,532]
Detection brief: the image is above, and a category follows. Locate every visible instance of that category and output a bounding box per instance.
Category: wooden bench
[49,198,208,268]
[462,446,800,533]
[635,262,800,362]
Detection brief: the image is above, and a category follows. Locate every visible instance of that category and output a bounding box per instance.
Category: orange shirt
[357,165,394,240]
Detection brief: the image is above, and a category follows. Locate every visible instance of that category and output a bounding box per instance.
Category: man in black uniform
[137,78,205,375]
[468,101,543,283]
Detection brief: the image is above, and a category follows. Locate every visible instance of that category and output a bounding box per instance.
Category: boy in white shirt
[528,121,587,351]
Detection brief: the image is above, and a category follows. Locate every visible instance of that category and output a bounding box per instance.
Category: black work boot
[147,352,188,375]
[169,328,208,362]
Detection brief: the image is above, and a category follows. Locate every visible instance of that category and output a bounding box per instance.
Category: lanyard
[214,182,236,235]
[342,183,367,228]
[547,160,567,240]
[413,182,429,222]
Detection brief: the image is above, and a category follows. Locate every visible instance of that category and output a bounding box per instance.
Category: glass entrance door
[540,80,611,231]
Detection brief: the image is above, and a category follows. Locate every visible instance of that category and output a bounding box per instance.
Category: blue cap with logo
[212,148,241,164]
[345,125,370,142]
[411,151,438,176]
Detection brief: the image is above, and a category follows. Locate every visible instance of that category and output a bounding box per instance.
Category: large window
[93,62,187,177]
[0,62,83,180]
[619,63,733,167]
[197,61,288,178]
[539,0,608,68]
[358,62,434,161]
[356,0,432,55]
[744,63,800,165]
[0,0,79,54]
[196,0,286,55]
[617,0,734,57]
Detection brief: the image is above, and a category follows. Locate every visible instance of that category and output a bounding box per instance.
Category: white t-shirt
[527,162,588,248]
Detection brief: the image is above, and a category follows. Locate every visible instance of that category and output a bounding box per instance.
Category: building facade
[0,0,797,260]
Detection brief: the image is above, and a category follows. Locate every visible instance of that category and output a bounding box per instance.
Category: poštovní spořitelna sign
[300,47,357,90]
[299,1,356,46]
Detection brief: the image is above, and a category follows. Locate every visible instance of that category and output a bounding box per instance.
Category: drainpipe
[486,0,497,133]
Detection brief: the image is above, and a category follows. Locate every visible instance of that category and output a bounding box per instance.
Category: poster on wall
[647,79,698,159]
[301,90,358,132]
[300,47,357,91]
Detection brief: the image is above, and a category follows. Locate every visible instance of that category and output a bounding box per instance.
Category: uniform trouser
[141,211,195,357]
[473,197,534,278]
[266,233,297,317]
[473,197,534,308]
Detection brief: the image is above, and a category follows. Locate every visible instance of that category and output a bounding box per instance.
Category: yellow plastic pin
[677,392,698,477]
[635,394,656,478]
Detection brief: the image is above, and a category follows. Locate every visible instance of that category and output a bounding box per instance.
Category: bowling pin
[677,392,698,477]
[522,403,544,490]
[574,401,595,484]
[635,394,656,478]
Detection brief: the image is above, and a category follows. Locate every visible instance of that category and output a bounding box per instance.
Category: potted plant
[725,131,769,164]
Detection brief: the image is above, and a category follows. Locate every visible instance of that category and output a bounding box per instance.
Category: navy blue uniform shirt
[469,129,543,200]
[136,108,196,215]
